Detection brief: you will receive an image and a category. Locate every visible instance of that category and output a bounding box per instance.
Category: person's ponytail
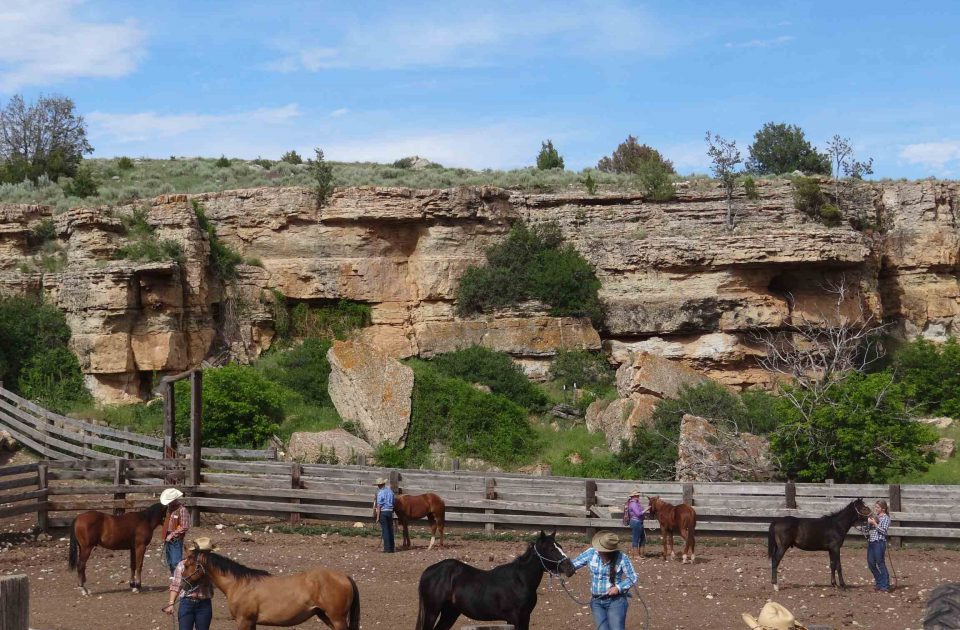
[608,550,619,587]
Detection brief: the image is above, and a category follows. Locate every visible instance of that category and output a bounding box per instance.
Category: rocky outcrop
[585,395,659,452]
[675,414,776,482]
[616,352,711,399]
[927,438,956,462]
[327,339,414,446]
[286,429,374,464]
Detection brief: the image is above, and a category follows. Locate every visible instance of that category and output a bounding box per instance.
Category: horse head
[852,497,871,520]
[647,496,660,518]
[534,530,574,577]
[178,548,209,590]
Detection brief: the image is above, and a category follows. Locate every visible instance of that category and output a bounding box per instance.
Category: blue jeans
[867,540,890,590]
[629,519,646,549]
[178,597,212,630]
[379,510,395,552]
[590,595,628,630]
[164,537,184,574]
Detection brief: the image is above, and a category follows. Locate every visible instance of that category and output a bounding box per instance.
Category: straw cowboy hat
[591,531,621,552]
[374,478,387,486]
[629,488,642,497]
[189,537,217,552]
[160,488,183,506]
[742,602,808,630]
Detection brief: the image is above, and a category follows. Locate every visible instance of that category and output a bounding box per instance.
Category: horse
[179,547,360,630]
[767,497,870,591]
[415,530,574,630]
[67,502,166,595]
[395,492,446,550]
[647,496,697,563]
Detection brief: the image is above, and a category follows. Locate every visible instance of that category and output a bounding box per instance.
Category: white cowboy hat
[160,488,184,506]
[742,602,808,630]
[591,531,621,552]
[374,477,387,486]
[189,537,217,551]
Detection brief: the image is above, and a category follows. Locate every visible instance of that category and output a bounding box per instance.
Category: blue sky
[2,1,959,177]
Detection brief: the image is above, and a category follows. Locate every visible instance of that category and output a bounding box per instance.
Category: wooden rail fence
[4,459,960,541]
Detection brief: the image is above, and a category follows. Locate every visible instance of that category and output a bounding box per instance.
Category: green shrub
[536,140,564,170]
[0,296,73,391]
[746,122,831,175]
[115,238,184,263]
[62,165,98,198]
[392,157,415,169]
[456,221,603,324]
[373,442,407,468]
[819,203,842,226]
[743,176,759,200]
[175,364,284,447]
[770,372,936,482]
[399,361,538,468]
[17,347,89,412]
[192,200,242,280]
[28,219,56,248]
[270,299,371,344]
[583,172,597,195]
[280,150,303,165]
[310,148,335,207]
[429,346,547,410]
[262,339,333,406]
[549,350,614,391]
[251,157,273,169]
[215,155,231,168]
[893,336,960,418]
[792,176,825,216]
[597,136,675,175]
[117,157,135,170]
[637,160,675,201]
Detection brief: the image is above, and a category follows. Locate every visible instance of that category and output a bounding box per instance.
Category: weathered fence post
[189,370,203,524]
[785,481,797,509]
[113,460,126,516]
[888,484,902,548]
[162,380,177,484]
[0,575,29,630]
[484,478,497,533]
[451,458,460,472]
[389,470,400,494]
[585,479,598,537]
[36,464,48,533]
[290,462,302,526]
[682,483,694,506]
[356,454,367,467]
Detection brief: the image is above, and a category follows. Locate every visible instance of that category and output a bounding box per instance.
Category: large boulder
[616,352,709,399]
[917,417,956,430]
[675,414,776,482]
[927,438,956,462]
[584,395,658,453]
[327,339,414,446]
[286,429,374,464]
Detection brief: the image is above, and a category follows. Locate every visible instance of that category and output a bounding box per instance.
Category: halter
[532,542,568,576]
[180,560,207,593]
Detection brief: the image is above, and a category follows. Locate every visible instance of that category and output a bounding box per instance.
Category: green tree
[215,155,231,168]
[597,136,675,175]
[746,122,831,175]
[0,94,92,183]
[770,373,935,482]
[261,338,334,406]
[0,296,72,390]
[280,150,303,165]
[536,140,564,170]
[62,164,99,198]
[310,148,335,207]
[637,159,675,201]
[705,131,742,230]
[893,337,960,418]
[18,347,89,413]
[430,346,547,410]
[549,350,614,391]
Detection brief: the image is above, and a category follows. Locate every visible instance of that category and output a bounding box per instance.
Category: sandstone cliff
[0,179,956,402]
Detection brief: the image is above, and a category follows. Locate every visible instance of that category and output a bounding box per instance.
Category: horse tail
[347,575,360,630]
[414,590,426,630]
[68,519,78,570]
[767,522,777,559]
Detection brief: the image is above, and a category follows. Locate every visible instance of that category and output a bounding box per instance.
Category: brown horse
[647,496,697,563]
[395,492,446,550]
[179,547,360,630]
[68,502,166,595]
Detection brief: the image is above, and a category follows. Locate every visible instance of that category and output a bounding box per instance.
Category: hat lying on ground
[160,488,183,506]
[190,537,217,551]
[374,477,387,486]
[742,602,808,630]
[592,531,620,552]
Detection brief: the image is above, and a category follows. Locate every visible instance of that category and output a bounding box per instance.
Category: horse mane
[825,499,861,519]
[142,502,165,520]
[200,551,271,581]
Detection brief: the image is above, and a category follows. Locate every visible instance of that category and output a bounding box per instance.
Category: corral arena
[2,512,959,630]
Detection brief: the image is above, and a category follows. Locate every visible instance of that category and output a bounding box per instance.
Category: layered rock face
[675,414,776,482]
[0,179,957,404]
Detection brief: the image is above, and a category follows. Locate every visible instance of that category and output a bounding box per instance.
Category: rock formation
[286,428,374,464]
[0,178,957,403]
[675,414,776,482]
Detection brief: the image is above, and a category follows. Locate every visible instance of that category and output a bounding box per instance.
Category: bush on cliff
[0,296,80,394]
[455,221,603,324]
[892,336,960,418]
[428,346,547,410]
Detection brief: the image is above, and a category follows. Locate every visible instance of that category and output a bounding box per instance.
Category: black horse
[768,497,871,591]
[415,530,575,630]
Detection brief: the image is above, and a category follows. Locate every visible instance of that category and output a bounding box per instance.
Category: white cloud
[266,2,681,72]
[724,35,795,49]
[88,104,301,143]
[329,108,349,118]
[0,0,144,91]
[899,140,960,170]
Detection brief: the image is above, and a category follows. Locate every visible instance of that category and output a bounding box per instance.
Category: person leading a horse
[622,489,646,559]
[570,531,638,630]
[163,537,216,630]
[160,487,191,574]
[374,477,395,553]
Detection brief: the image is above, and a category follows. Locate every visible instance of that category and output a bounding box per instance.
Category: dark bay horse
[415,530,574,630]
[180,547,359,630]
[68,502,165,595]
[768,497,870,591]
[647,496,697,563]
[395,492,446,550]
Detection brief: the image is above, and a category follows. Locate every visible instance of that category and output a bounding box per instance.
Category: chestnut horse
[68,502,166,595]
[180,547,360,630]
[395,492,446,550]
[647,496,697,563]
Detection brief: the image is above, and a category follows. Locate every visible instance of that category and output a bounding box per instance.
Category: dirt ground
[2,513,958,630]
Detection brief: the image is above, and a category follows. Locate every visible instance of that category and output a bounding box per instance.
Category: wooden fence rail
[5,459,960,542]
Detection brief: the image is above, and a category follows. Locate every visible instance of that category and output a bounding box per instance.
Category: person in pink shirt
[622,489,646,559]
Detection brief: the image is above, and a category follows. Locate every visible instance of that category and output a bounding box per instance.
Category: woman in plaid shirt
[571,531,638,630]
[861,500,892,592]
[163,537,215,630]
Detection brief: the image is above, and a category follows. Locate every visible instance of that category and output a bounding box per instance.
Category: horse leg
[828,548,840,588]
[831,547,846,589]
[134,542,145,591]
[237,619,257,630]
[402,519,412,550]
[427,514,437,551]
[77,543,93,596]
[128,548,138,592]
[432,604,461,630]
[771,546,787,592]
[668,532,676,561]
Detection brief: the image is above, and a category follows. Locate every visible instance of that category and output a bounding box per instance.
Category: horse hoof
[80,588,90,597]
[131,587,140,593]
[773,584,779,592]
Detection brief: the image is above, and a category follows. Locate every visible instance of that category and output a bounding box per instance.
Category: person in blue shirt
[373,477,395,553]
[571,531,638,630]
